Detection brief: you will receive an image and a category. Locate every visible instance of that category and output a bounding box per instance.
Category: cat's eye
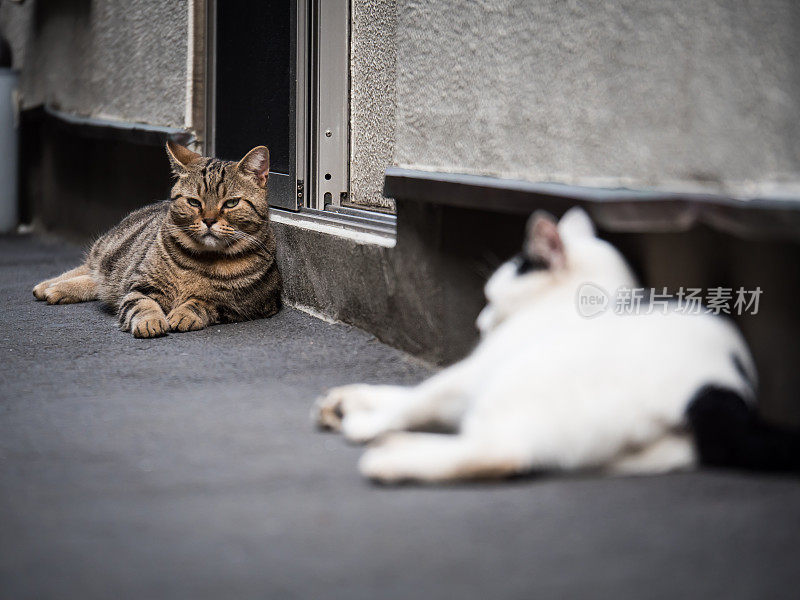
[186,198,202,208]
[223,198,240,209]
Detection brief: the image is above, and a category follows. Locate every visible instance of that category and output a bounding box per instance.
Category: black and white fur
[315,208,797,483]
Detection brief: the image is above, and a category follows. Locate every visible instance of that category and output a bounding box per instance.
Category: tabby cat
[32,141,281,337]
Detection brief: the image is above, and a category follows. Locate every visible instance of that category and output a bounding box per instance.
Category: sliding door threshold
[270,206,396,247]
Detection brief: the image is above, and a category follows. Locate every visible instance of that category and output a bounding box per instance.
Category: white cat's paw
[313,384,376,432]
[359,445,405,484]
[358,435,425,484]
[313,384,409,443]
[341,411,398,444]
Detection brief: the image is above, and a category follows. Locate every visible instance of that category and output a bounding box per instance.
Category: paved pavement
[1,234,799,599]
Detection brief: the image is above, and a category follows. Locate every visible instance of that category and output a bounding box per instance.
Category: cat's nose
[202,218,217,227]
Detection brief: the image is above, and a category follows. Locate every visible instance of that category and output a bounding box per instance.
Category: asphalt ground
[1,234,799,599]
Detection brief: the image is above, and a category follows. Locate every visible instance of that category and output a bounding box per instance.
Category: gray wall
[7,0,799,203]
[349,0,397,211]
[0,0,188,128]
[390,0,800,195]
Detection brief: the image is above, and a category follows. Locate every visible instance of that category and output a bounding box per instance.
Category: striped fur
[33,142,281,338]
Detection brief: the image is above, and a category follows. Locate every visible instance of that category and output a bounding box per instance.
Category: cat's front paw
[131,314,168,338]
[32,280,51,300]
[358,434,427,484]
[43,285,81,305]
[314,384,382,432]
[313,384,405,442]
[314,386,353,432]
[341,412,400,444]
[166,306,206,333]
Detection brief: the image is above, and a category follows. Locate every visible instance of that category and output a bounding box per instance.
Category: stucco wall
[349,0,397,210]
[0,0,188,128]
[392,0,800,195]
[5,0,799,202]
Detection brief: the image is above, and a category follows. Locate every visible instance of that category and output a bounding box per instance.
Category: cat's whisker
[230,230,273,255]
[163,223,200,235]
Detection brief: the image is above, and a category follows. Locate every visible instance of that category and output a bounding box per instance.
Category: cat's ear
[558,207,596,240]
[166,140,201,174]
[237,146,270,188]
[525,211,566,270]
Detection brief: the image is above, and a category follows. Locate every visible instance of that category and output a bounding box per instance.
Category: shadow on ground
[1,234,799,599]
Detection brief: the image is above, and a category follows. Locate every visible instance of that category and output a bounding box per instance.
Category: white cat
[314,208,759,483]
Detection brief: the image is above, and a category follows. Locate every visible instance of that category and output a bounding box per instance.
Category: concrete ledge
[41,105,195,147]
[272,201,489,363]
[385,167,800,242]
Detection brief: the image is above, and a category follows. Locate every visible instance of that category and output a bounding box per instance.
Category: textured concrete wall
[0,0,188,128]
[393,0,800,194]
[349,0,397,210]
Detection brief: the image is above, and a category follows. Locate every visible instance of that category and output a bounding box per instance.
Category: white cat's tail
[687,386,800,473]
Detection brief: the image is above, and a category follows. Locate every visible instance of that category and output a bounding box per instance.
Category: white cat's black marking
[687,385,800,472]
[512,253,549,275]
